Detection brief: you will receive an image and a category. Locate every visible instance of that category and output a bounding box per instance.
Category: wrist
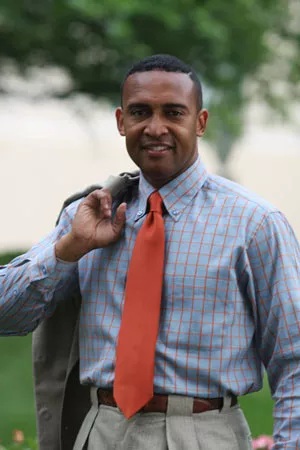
[55,233,91,262]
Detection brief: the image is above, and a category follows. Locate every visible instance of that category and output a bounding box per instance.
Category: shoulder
[202,173,286,243]
[204,173,278,215]
[56,170,141,225]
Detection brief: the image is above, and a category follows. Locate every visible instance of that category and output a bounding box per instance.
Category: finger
[99,189,112,211]
[99,189,112,219]
[113,203,127,234]
[86,189,112,218]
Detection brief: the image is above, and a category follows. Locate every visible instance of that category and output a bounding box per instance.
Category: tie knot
[149,191,163,214]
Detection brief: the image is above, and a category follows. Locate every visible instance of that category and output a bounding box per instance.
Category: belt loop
[221,394,232,413]
[167,395,194,417]
[166,396,199,449]
[90,386,99,407]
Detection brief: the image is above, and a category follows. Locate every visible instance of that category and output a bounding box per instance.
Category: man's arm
[247,211,300,449]
[0,188,126,336]
[0,204,78,335]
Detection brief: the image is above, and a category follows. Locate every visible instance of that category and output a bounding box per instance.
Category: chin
[143,169,175,187]
[142,165,172,176]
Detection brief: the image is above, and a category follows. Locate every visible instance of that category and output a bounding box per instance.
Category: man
[1,54,300,450]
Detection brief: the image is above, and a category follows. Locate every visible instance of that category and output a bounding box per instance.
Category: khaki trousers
[73,388,253,450]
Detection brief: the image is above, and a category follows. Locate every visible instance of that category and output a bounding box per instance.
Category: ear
[115,107,125,136]
[196,109,208,137]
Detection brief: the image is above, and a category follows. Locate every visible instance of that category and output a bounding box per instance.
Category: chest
[79,210,246,308]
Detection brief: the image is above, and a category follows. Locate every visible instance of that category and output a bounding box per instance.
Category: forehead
[122,71,196,106]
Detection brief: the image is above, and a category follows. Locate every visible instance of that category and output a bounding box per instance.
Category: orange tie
[113,191,165,418]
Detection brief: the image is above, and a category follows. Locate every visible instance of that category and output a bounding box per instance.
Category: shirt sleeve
[0,204,79,336]
[247,211,300,449]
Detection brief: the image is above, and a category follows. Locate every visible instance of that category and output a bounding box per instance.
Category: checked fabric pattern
[1,157,300,446]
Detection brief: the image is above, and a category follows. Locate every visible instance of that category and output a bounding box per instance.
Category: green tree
[0,0,299,166]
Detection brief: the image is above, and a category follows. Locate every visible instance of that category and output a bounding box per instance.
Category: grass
[0,335,36,445]
[240,379,273,438]
[0,254,36,445]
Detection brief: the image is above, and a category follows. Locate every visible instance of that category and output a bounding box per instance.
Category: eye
[166,110,183,117]
[130,109,149,117]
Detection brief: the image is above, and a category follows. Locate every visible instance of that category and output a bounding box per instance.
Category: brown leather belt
[97,389,237,414]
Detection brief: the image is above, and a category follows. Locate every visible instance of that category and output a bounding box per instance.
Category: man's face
[116,71,208,188]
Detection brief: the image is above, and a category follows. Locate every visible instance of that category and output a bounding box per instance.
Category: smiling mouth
[141,144,174,153]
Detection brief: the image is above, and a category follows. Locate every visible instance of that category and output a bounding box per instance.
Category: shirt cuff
[29,243,77,287]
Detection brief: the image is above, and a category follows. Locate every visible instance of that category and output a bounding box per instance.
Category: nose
[144,114,168,137]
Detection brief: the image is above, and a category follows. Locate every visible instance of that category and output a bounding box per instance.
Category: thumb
[112,203,127,235]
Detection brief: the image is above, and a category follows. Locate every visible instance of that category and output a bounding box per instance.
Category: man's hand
[55,189,126,262]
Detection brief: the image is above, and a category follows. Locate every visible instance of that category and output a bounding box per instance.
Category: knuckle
[92,188,104,198]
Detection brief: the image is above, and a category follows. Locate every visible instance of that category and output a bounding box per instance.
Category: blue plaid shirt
[1,157,300,448]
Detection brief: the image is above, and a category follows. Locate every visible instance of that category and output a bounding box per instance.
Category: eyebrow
[126,102,189,111]
[126,103,149,111]
[164,103,189,110]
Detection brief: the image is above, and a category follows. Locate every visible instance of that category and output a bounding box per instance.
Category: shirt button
[136,210,143,218]
[13,288,18,296]
[41,265,47,275]
[172,209,179,216]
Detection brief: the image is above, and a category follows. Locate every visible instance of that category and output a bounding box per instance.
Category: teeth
[147,146,169,151]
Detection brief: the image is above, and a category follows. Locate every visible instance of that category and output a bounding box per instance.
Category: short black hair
[121,54,203,110]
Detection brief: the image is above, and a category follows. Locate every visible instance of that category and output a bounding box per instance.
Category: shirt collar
[135,157,208,222]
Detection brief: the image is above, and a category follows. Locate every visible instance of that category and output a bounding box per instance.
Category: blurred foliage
[0,334,36,445]
[0,252,23,265]
[0,435,38,450]
[0,252,35,446]
[0,0,299,161]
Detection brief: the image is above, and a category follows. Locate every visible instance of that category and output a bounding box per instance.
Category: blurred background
[1,0,300,445]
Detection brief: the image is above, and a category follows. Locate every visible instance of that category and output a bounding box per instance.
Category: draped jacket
[32,170,139,450]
